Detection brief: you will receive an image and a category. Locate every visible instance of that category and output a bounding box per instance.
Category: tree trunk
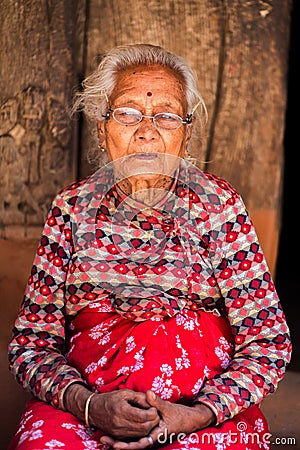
[82,0,292,274]
[0,0,81,239]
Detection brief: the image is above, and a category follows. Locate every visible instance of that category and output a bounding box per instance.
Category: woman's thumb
[146,390,158,405]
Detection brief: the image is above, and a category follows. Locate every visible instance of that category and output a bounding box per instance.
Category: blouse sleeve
[8,192,86,410]
[195,190,292,424]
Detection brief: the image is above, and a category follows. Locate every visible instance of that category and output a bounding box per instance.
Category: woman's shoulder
[49,173,101,216]
[50,168,114,224]
[54,175,93,204]
[188,168,241,204]
[201,171,240,197]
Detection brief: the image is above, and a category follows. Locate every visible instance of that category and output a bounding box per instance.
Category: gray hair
[72,43,207,165]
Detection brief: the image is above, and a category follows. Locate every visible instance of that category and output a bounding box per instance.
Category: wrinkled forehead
[110,64,187,107]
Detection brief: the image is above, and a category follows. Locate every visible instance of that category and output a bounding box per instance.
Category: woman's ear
[184,124,193,148]
[97,120,106,146]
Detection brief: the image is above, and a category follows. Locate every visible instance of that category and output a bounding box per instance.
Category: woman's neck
[116,175,173,206]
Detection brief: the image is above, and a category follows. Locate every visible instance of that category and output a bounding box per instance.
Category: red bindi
[147,91,153,97]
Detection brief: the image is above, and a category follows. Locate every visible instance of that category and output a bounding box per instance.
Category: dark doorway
[275,0,300,371]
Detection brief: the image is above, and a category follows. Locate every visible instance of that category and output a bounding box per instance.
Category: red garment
[8,170,291,421]
[8,166,291,449]
[9,300,270,449]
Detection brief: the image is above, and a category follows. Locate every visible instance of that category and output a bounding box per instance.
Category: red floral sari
[9,299,270,449]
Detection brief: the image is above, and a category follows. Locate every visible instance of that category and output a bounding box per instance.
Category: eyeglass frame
[102,106,194,130]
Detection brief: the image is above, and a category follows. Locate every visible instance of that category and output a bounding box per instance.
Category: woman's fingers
[145,390,165,410]
[127,391,155,410]
[98,391,215,447]
[100,433,159,450]
[99,419,168,450]
[91,390,159,439]
[100,435,117,447]
[120,393,159,430]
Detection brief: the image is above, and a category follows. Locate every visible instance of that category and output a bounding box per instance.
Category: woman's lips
[131,153,159,160]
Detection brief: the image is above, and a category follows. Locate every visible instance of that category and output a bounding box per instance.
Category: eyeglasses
[103,107,193,130]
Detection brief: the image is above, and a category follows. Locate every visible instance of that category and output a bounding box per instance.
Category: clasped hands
[88,389,215,449]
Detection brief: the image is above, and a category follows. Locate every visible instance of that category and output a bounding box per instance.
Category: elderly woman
[8,44,291,450]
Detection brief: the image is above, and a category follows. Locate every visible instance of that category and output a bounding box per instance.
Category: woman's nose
[135,117,159,141]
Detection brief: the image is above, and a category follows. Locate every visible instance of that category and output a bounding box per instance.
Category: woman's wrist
[191,403,216,428]
[64,382,94,422]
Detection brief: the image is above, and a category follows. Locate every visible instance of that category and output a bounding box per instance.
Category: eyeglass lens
[112,107,183,130]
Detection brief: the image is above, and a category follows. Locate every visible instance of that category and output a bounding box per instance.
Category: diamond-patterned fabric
[8,165,292,424]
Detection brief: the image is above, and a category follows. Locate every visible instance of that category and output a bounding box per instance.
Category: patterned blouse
[8,163,292,425]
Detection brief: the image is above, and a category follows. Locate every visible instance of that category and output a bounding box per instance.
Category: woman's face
[97,64,192,184]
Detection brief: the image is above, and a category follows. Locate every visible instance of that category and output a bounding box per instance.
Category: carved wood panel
[0,0,83,238]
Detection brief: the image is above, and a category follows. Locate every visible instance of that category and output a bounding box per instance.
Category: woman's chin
[113,152,180,182]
